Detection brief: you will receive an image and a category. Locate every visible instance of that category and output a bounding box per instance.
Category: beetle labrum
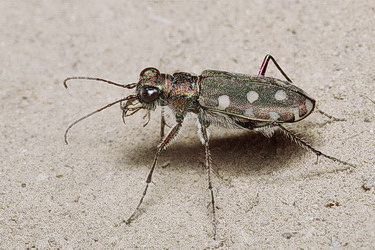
[63,55,357,240]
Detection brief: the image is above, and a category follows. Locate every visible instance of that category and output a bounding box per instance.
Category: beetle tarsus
[125,120,184,225]
[276,123,358,168]
[198,114,218,240]
[316,109,346,121]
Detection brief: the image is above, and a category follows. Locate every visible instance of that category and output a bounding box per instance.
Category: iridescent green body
[135,68,315,130]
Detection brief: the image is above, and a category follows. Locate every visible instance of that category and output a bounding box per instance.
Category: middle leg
[198,118,218,240]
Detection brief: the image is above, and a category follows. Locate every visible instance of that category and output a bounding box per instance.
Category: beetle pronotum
[63,55,357,240]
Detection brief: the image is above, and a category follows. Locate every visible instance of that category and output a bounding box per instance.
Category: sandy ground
[1,0,374,249]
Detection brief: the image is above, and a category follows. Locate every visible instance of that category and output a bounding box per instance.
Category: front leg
[198,115,218,240]
[160,106,166,139]
[125,116,184,224]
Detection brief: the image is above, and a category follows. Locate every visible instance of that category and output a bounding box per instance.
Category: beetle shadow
[121,127,319,177]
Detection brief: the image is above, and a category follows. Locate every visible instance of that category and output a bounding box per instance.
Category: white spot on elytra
[244,108,255,118]
[217,95,230,110]
[269,112,280,120]
[247,91,259,103]
[292,107,301,120]
[305,99,314,113]
[275,90,287,101]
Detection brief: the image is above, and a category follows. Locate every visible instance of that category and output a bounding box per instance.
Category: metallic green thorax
[136,68,200,116]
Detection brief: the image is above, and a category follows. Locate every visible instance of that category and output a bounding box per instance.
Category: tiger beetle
[63,54,357,240]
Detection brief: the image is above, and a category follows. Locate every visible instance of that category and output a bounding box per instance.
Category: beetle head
[134,67,167,110]
[120,67,167,124]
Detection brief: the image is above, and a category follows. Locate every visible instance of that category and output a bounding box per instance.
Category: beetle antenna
[63,77,137,89]
[64,95,136,145]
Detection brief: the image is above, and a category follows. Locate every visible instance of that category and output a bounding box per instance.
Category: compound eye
[139,86,160,102]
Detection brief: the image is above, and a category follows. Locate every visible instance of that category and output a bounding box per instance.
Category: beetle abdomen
[198,70,315,123]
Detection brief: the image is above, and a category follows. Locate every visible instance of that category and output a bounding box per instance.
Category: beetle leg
[160,107,173,139]
[125,118,184,224]
[276,123,358,168]
[198,118,218,240]
[258,54,292,82]
[160,106,166,138]
[316,109,346,122]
